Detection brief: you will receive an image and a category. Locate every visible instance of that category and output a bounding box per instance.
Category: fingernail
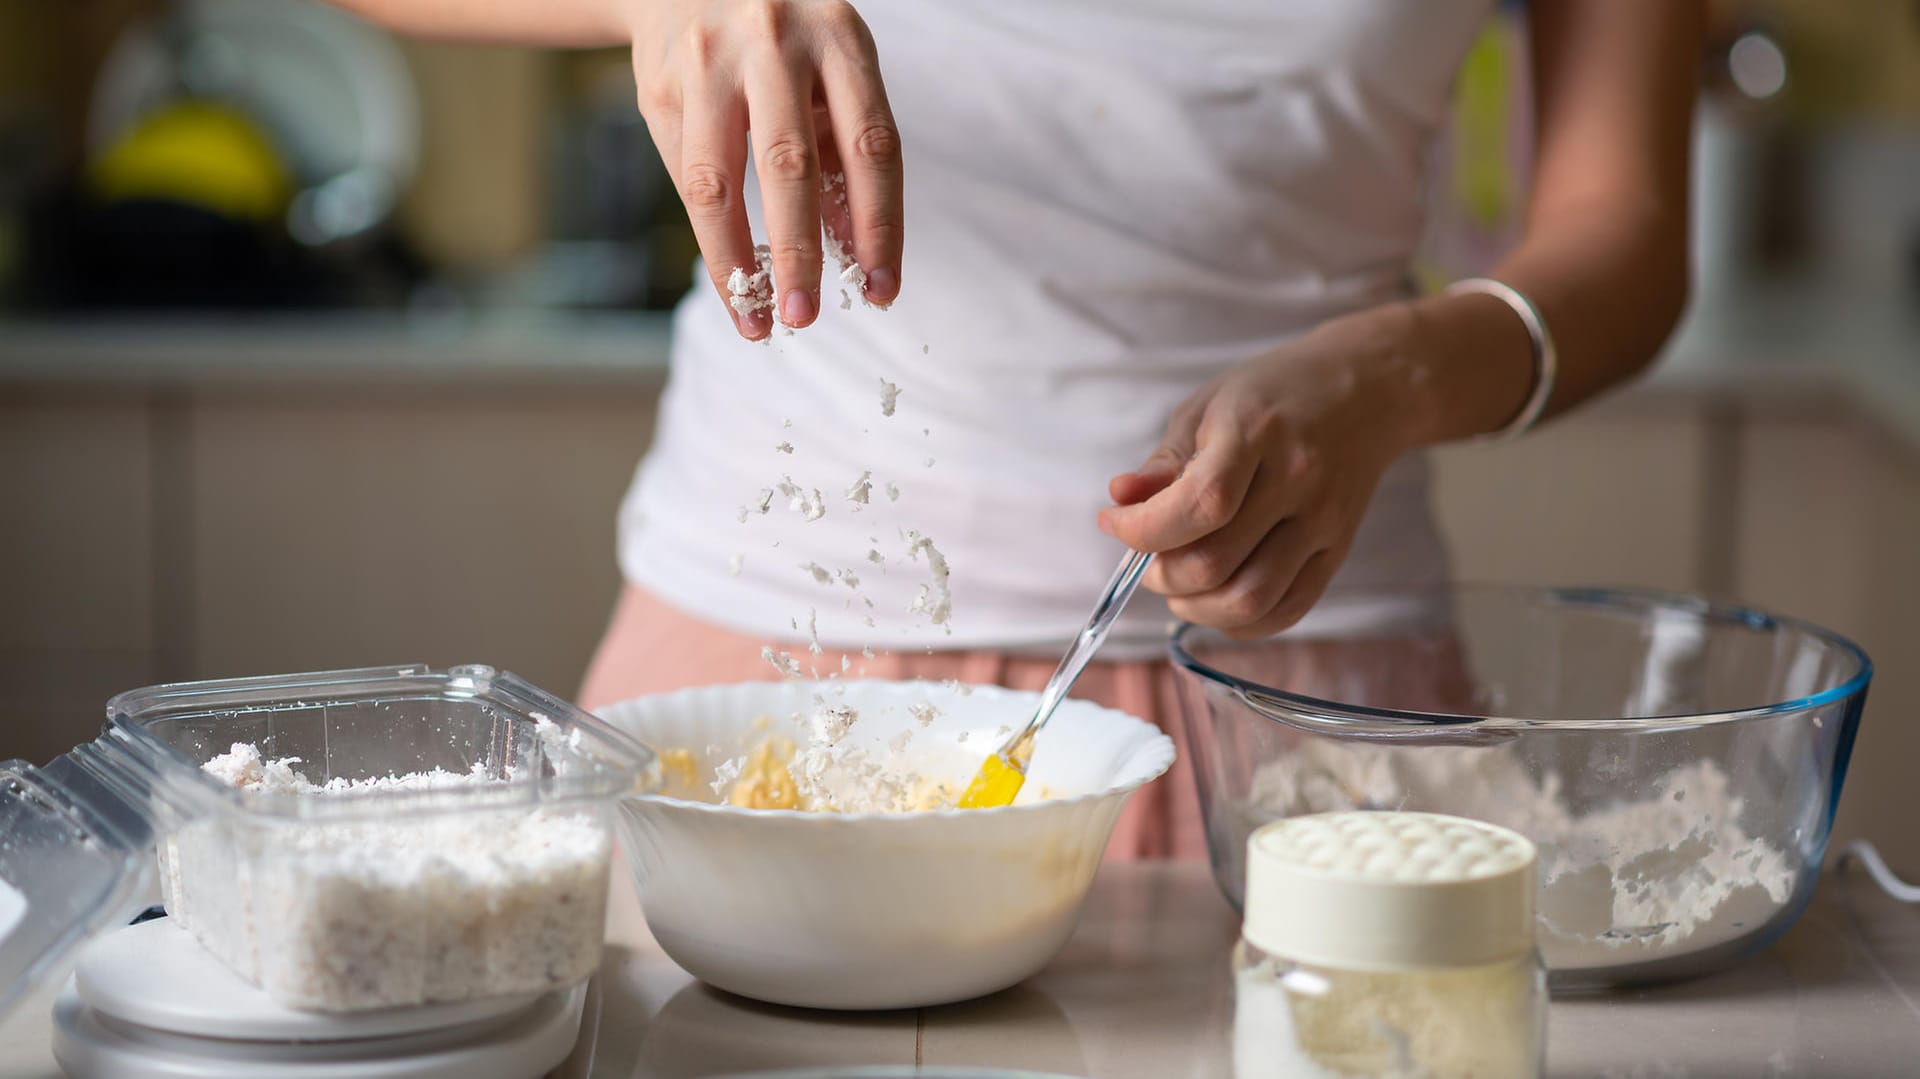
[739,310,772,339]
[865,266,898,304]
[781,289,816,327]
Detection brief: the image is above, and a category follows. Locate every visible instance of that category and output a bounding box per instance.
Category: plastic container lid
[0,663,652,1027]
[1242,811,1537,971]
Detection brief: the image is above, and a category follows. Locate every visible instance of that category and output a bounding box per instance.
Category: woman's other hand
[1103,0,1702,639]
[1098,306,1432,640]
[628,0,904,338]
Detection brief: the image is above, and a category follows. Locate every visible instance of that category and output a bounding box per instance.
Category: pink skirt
[577,584,1207,861]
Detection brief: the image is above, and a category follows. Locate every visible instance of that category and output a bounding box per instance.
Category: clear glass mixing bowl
[1169,585,1871,991]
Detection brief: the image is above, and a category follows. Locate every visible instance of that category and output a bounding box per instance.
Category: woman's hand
[1097,305,1433,640]
[627,0,903,339]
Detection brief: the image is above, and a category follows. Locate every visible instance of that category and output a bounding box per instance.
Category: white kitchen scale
[50,917,587,1079]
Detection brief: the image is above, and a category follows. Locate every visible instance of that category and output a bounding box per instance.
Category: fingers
[679,69,767,339]
[1105,394,1205,506]
[1146,475,1289,596]
[1223,548,1343,641]
[744,54,823,327]
[817,16,903,305]
[1166,522,1326,633]
[1099,438,1259,553]
[1108,469,1176,507]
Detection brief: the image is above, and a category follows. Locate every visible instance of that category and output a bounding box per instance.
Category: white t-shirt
[619,0,1493,659]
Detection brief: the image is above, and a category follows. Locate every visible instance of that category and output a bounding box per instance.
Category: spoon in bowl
[956,548,1154,809]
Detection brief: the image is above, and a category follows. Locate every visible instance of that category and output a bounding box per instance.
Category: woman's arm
[328,0,905,335]
[1399,0,1704,443]
[1101,0,1705,638]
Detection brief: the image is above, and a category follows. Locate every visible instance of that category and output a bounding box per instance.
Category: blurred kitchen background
[2,2,1918,864]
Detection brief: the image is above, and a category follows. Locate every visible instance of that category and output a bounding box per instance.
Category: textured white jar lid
[1243,811,1538,971]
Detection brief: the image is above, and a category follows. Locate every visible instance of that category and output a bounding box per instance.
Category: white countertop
[5,860,1918,1078]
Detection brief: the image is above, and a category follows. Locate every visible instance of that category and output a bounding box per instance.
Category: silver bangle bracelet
[1441,276,1557,441]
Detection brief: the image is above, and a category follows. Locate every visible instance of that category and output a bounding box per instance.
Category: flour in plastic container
[165,742,610,1012]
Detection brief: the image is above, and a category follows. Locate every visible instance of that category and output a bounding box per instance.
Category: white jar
[1232,811,1546,1079]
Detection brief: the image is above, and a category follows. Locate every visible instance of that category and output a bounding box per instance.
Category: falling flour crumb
[909,701,940,728]
[800,562,834,585]
[761,647,804,678]
[169,744,609,1012]
[904,530,954,628]
[879,379,901,417]
[867,549,885,566]
[810,697,858,745]
[730,553,744,576]
[775,441,794,454]
[779,476,828,522]
[846,470,873,505]
[807,609,822,655]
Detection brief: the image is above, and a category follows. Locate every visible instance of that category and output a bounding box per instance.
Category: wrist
[1393,290,1537,448]
[1311,300,1441,459]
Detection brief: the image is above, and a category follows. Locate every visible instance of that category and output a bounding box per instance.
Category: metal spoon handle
[1011,548,1154,755]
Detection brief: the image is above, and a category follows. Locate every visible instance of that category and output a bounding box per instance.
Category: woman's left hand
[1097,304,1428,639]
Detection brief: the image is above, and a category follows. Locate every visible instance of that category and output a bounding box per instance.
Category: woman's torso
[621,0,1494,657]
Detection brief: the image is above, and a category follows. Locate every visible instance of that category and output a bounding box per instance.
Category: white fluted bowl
[596,681,1176,1010]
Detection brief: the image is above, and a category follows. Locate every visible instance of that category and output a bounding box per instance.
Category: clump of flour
[821,172,871,309]
[167,742,609,1012]
[726,245,775,318]
[878,379,901,417]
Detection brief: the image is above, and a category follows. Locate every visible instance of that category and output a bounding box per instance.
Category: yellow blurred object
[726,737,802,810]
[957,740,1031,810]
[89,101,294,222]
[1452,20,1513,231]
[656,748,700,791]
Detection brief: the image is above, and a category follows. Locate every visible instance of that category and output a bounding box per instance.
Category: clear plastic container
[0,663,653,1019]
[1231,812,1546,1079]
